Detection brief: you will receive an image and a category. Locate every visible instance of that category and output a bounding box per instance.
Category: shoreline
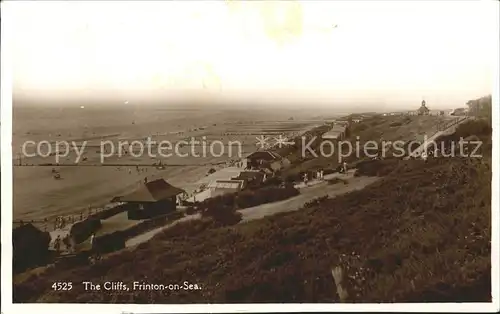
[13,113,326,224]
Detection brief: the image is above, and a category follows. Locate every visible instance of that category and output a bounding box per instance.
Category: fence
[13,202,127,232]
[436,117,469,132]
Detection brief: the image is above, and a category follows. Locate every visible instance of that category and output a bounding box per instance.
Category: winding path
[125,170,378,247]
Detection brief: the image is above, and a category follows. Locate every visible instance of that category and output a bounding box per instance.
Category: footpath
[407,116,471,158]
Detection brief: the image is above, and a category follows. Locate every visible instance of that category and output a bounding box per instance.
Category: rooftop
[197,167,242,185]
[322,124,347,139]
[233,171,265,182]
[117,179,185,203]
[246,151,282,161]
[208,180,245,190]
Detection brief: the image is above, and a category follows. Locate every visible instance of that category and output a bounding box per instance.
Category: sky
[8,0,498,109]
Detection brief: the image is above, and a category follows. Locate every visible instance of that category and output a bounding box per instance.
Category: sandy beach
[13,105,327,221]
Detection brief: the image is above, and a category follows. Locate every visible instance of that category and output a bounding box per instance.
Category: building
[232,171,266,188]
[245,151,283,170]
[116,178,185,220]
[207,179,245,198]
[187,188,212,203]
[322,124,348,141]
[197,167,243,186]
[187,178,247,203]
[417,100,430,116]
[333,120,350,126]
[13,223,51,273]
[450,107,469,116]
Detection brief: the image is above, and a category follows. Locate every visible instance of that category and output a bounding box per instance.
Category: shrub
[196,186,300,226]
[70,219,102,244]
[205,208,242,227]
[355,158,401,177]
[235,186,299,208]
[455,120,491,138]
[262,176,283,187]
[327,177,348,185]
[303,195,329,208]
[185,206,198,215]
[323,168,337,175]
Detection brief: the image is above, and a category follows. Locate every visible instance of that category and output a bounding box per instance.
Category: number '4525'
[52,282,73,290]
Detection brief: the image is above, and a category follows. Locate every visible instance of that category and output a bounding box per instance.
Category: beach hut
[117,178,185,220]
[13,223,51,273]
[322,123,348,141]
[207,179,245,198]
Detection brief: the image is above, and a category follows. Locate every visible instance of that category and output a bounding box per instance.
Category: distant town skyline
[8,1,497,108]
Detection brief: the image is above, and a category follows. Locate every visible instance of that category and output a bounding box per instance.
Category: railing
[406,116,470,159]
[436,116,469,132]
[13,203,126,232]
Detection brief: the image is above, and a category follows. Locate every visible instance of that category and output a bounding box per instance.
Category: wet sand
[13,105,326,221]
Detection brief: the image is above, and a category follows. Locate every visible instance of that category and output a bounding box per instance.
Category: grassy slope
[279,115,444,179]
[14,119,492,303]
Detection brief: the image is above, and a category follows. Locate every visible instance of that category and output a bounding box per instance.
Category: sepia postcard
[1,1,499,313]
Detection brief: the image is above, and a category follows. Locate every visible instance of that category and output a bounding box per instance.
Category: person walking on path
[54,235,62,253]
[421,151,428,162]
[89,233,101,263]
[90,233,95,249]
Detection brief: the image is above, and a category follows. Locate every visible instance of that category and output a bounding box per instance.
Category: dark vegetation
[326,177,349,185]
[93,210,185,254]
[70,219,101,244]
[194,185,300,226]
[13,117,492,303]
[434,119,492,156]
[14,155,491,303]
